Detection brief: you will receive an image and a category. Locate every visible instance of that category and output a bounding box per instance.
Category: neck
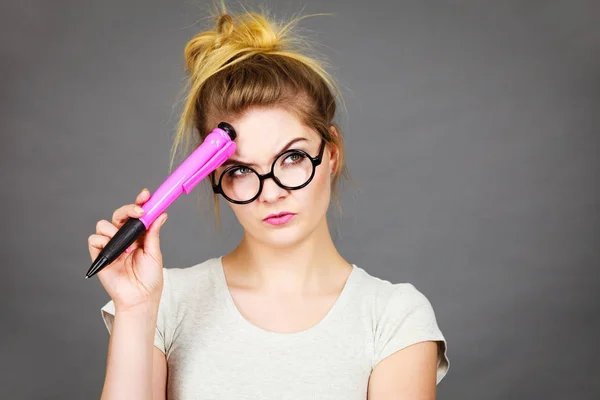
[224,215,350,295]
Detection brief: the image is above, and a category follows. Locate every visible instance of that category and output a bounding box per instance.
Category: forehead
[226,107,316,156]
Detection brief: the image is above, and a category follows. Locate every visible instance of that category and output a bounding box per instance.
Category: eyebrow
[220,137,308,168]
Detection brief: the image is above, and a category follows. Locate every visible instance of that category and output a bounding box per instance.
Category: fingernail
[125,247,132,253]
[134,206,144,214]
[161,215,168,225]
[142,188,149,194]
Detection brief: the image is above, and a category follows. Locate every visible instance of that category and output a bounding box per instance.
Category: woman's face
[214,106,338,248]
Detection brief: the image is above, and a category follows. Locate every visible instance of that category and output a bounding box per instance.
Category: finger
[88,233,110,249]
[143,213,168,260]
[96,219,118,237]
[112,203,145,226]
[88,233,110,260]
[135,188,150,206]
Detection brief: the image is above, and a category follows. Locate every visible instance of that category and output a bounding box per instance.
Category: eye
[227,166,252,178]
[283,152,306,165]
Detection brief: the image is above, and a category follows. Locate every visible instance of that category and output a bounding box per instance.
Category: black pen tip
[86,255,109,279]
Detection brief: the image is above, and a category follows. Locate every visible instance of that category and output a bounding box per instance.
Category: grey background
[1,0,598,398]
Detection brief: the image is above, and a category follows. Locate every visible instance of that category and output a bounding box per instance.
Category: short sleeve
[372,283,450,384]
[100,267,171,355]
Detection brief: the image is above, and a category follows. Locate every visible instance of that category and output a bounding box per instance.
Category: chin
[260,228,307,248]
[246,218,312,248]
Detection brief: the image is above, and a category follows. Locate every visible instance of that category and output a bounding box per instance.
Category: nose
[259,176,288,203]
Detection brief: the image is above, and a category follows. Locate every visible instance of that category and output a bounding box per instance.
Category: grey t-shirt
[100,256,449,399]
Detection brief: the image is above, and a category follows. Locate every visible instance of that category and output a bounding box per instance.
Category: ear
[327,125,341,175]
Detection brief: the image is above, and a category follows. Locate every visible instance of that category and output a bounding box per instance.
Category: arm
[367,341,439,400]
[152,347,167,400]
[100,303,164,400]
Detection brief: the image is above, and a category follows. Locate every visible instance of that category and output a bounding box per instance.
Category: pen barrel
[138,128,232,228]
[137,169,186,229]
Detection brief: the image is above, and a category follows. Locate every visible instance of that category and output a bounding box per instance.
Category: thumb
[143,213,168,260]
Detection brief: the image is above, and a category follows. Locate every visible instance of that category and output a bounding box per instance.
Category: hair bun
[217,12,280,51]
[184,11,282,73]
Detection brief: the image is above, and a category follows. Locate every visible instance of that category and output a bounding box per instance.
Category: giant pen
[85,122,237,279]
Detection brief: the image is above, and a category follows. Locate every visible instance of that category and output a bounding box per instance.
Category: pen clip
[182,141,236,194]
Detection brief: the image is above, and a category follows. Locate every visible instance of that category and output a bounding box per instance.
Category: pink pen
[85,122,237,279]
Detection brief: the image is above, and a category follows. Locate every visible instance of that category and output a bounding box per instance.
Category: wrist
[114,300,160,316]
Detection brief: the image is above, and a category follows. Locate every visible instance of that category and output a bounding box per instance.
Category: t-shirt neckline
[212,256,357,339]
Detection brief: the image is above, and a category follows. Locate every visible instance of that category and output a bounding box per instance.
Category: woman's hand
[88,188,168,311]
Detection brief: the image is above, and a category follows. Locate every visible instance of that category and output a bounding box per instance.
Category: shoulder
[163,256,219,291]
[351,265,433,316]
[159,257,221,309]
[351,264,449,383]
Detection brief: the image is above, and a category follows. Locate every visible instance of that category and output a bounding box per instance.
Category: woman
[89,3,449,399]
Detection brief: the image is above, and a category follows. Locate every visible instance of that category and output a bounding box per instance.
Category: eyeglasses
[213,139,326,204]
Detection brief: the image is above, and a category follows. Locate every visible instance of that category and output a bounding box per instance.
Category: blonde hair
[169,0,353,228]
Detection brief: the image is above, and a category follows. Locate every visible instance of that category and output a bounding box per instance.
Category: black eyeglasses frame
[212,139,327,205]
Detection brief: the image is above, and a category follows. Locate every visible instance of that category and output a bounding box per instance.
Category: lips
[263,211,295,221]
[263,213,296,226]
